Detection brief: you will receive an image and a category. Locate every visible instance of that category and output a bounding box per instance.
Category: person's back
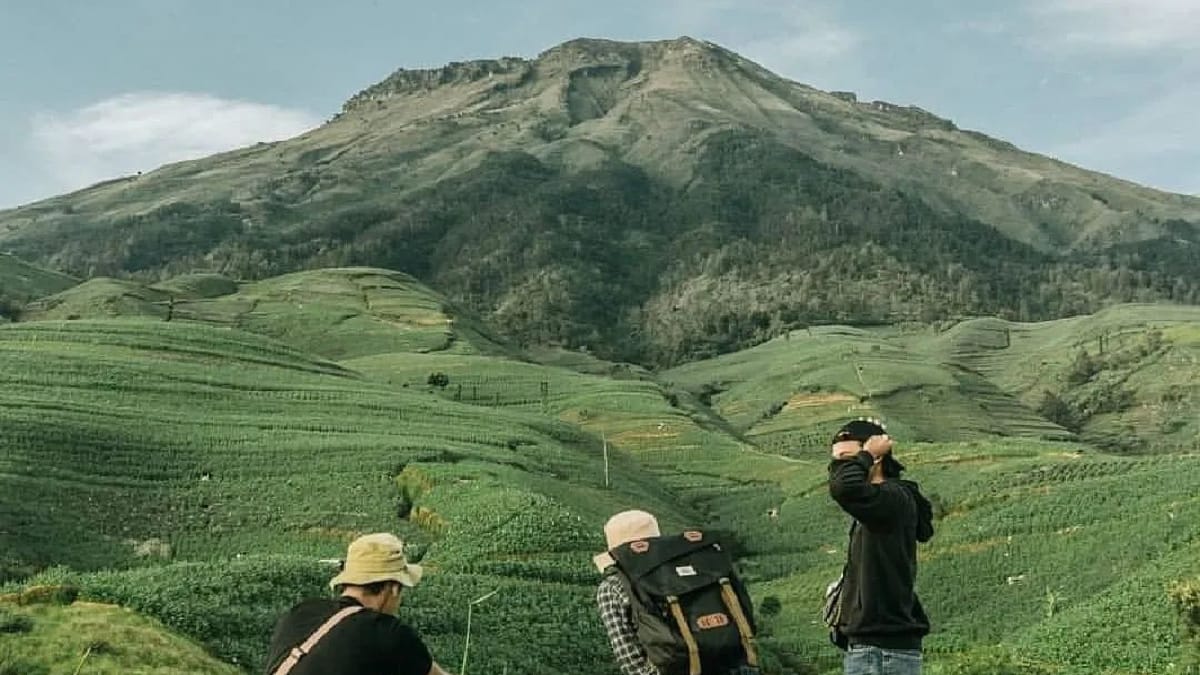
[827,420,933,675]
[834,480,926,648]
[264,594,431,675]
[593,510,761,675]
[263,533,451,675]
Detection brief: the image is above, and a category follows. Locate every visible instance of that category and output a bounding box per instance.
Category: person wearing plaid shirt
[597,573,661,675]
[594,511,761,675]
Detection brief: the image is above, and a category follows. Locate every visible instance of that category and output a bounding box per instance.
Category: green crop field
[1,267,1198,674]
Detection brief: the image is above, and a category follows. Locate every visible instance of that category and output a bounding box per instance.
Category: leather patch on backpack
[630,540,650,553]
[696,612,730,630]
[683,530,703,542]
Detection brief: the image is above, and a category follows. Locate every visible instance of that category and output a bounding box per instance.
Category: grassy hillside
[666,304,1200,455]
[663,324,1073,457]
[2,38,1197,363]
[0,316,711,672]
[25,267,510,359]
[0,253,77,321]
[1,267,1198,674]
[0,252,76,295]
[0,597,238,675]
[921,304,1200,452]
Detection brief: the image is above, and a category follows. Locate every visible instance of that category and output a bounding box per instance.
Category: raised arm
[829,449,909,526]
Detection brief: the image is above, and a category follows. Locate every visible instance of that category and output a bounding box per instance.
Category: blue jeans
[844,644,922,675]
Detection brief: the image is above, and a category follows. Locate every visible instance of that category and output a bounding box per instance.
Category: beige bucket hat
[329,533,423,590]
[593,510,661,572]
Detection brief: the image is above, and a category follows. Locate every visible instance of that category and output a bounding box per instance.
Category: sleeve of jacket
[829,450,910,526]
[597,576,660,675]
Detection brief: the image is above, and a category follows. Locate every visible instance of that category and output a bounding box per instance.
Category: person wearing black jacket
[828,420,934,675]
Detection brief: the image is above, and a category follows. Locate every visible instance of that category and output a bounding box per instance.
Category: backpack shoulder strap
[837,520,856,578]
[272,605,364,675]
[828,521,856,622]
[718,577,759,668]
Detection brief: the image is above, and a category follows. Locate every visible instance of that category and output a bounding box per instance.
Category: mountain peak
[536,35,736,70]
[540,35,713,56]
[341,55,531,112]
[340,36,737,114]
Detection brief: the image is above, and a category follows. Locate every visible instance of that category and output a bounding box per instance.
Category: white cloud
[945,18,1011,36]
[1053,87,1196,159]
[1031,0,1200,52]
[1049,85,1200,194]
[659,0,860,79]
[1021,1,1199,193]
[30,92,320,194]
[736,18,859,72]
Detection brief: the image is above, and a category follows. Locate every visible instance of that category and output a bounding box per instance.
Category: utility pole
[854,363,873,401]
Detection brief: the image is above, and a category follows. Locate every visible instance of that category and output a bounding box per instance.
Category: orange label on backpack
[683,530,703,542]
[630,540,650,553]
[696,613,730,630]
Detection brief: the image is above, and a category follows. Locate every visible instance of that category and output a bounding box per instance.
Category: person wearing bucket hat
[595,511,760,675]
[827,420,934,675]
[263,533,454,675]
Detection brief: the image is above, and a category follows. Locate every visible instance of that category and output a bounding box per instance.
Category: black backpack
[610,530,758,675]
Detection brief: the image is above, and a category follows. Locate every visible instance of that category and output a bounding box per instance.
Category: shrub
[17,585,79,606]
[0,608,33,634]
[1066,349,1100,386]
[759,595,782,617]
[411,506,448,536]
[1036,390,1079,431]
[0,296,21,321]
[396,466,436,520]
[1170,578,1200,669]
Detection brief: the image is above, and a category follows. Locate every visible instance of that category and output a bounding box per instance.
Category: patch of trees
[0,295,21,321]
[1171,578,1200,671]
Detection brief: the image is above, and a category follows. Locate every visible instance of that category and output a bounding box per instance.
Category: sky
[1,0,1197,208]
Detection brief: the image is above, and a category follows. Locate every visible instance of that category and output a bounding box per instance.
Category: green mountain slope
[0,252,76,297]
[1,38,1197,363]
[2,267,1198,674]
[0,253,77,321]
[663,324,1074,455]
[920,304,1200,452]
[24,267,510,359]
[665,304,1200,455]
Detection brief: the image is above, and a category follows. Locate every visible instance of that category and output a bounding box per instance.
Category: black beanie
[832,419,887,444]
[832,418,905,477]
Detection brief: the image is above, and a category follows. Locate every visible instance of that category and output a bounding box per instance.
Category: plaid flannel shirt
[598,574,660,675]
[596,573,759,675]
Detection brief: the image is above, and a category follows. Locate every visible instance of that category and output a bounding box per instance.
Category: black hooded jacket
[829,450,934,650]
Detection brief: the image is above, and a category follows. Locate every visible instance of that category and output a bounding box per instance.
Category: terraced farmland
[1,265,1198,674]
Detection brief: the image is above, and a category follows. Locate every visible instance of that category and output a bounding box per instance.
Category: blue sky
[1,0,1197,208]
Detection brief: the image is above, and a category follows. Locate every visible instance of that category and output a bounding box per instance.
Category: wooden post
[603,434,610,489]
[461,589,499,675]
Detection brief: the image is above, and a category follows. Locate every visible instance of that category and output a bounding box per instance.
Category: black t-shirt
[263,596,434,675]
